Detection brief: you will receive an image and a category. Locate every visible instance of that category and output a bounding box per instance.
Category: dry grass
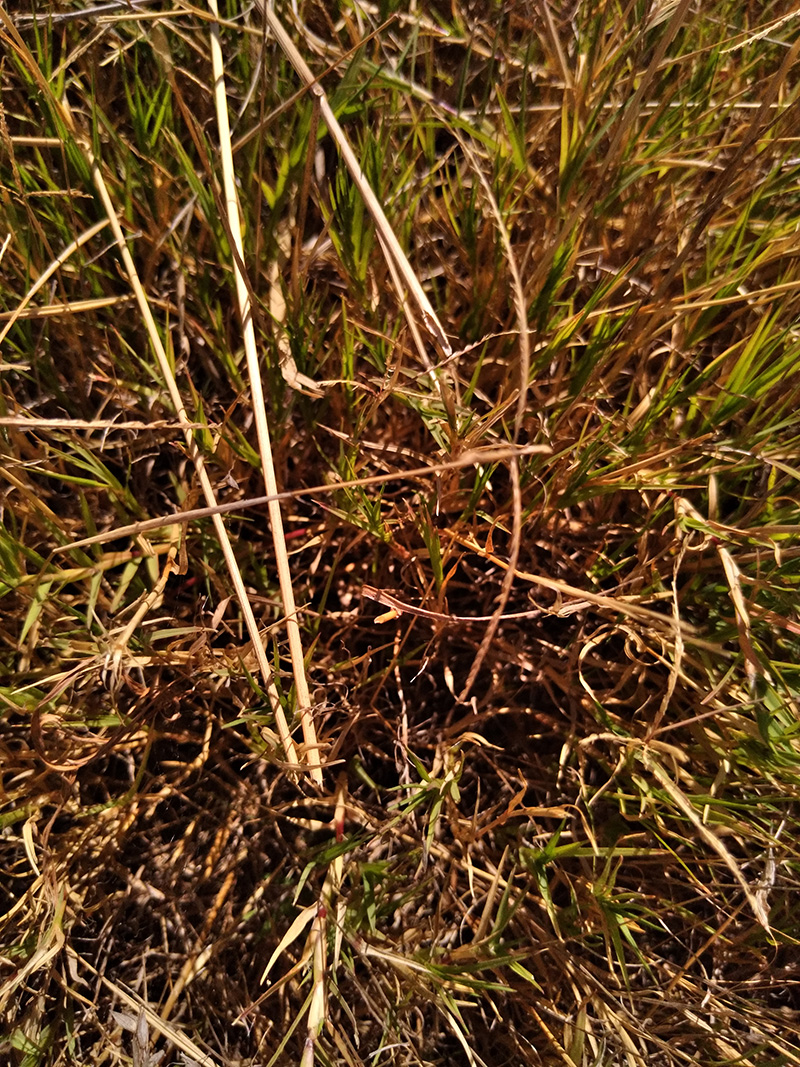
[2,1,800,1065]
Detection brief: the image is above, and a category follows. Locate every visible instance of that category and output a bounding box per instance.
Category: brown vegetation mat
[2,1,800,1065]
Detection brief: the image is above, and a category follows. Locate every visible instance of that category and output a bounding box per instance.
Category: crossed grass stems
[1,1,800,1065]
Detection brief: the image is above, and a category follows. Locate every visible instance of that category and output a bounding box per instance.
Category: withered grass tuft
[2,2,800,1065]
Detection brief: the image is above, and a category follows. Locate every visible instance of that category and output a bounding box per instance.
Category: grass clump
[2,2,800,1065]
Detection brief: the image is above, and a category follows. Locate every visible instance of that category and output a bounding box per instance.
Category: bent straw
[254,1,453,366]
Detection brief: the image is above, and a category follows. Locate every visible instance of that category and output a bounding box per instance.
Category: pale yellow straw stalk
[207,0,322,784]
[87,159,302,772]
[255,0,454,368]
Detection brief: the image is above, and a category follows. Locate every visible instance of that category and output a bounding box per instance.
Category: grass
[1,0,800,1064]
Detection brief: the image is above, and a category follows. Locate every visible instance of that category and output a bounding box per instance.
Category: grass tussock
[2,1,800,1064]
